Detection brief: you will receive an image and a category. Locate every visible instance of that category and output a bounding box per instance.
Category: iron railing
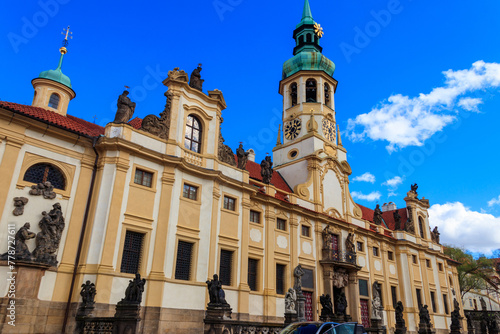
[322,249,357,265]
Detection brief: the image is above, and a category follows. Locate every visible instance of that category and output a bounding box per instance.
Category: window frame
[373,246,379,257]
[184,114,202,153]
[357,241,364,252]
[248,258,259,291]
[250,210,261,224]
[301,224,311,237]
[23,162,66,190]
[48,93,60,109]
[120,230,145,274]
[219,249,234,286]
[134,168,154,188]
[223,195,236,211]
[174,240,194,281]
[276,263,286,295]
[412,254,418,264]
[183,183,198,201]
[387,251,394,261]
[276,218,287,231]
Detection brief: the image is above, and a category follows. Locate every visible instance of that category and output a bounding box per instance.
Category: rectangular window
[301,225,310,237]
[302,268,314,290]
[175,241,193,280]
[438,263,443,271]
[250,210,260,224]
[359,279,369,296]
[277,218,286,231]
[412,255,418,264]
[357,242,364,252]
[443,294,449,314]
[120,231,144,274]
[248,258,258,291]
[430,291,437,312]
[426,259,431,268]
[373,247,379,257]
[388,251,394,260]
[183,184,198,200]
[276,264,286,294]
[416,288,422,308]
[219,250,233,286]
[391,286,398,308]
[223,196,236,211]
[134,169,153,187]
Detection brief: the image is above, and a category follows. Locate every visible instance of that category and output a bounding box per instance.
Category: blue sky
[1,0,499,254]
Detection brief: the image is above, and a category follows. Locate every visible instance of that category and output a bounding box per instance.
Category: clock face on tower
[322,118,336,142]
[284,118,302,140]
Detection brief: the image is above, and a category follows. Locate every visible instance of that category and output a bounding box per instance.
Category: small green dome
[283,51,335,78]
[38,53,72,88]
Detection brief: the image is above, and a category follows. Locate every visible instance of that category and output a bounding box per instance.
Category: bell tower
[273,0,360,221]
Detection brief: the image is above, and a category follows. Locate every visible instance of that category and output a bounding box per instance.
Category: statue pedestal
[418,323,435,334]
[319,313,335,322]
[296,292,306,322]
[205,304,232,320]
[76,304,95,317]
[113,302,141,334]
[395,321,407,334]
[285,312,298,326]
[6,260,50,299]
[366,318,386,334]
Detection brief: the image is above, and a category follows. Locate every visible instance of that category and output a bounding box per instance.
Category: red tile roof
[0,101,104,137]
[240,156,292,194]
[128,117,142,129]
[358,204,408,231]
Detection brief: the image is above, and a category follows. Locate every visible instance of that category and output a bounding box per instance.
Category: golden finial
[59,26,72,54]
[314,23,324,38]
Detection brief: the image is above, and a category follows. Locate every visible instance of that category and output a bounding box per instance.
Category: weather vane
[61,26,73,47]
[198,63,202,68]
[124,85,130,90]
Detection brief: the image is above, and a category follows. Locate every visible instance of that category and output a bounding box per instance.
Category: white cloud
[352,172,376,183]
[346,61,500,152]
[388,192,397,197]
[351,191,381,201]
[382,176,403,189]
[458,97,483,112]
[429,202,500,255]
[488,195,500,207]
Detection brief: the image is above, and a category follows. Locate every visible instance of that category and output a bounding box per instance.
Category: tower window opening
[48,93,60,109]
[306,79,317,102]
[324,83,330,106]
[290,83,297,107]
[298,35,304,45]
[419,217,425,239]
[314,35,318,43]
[306,34,312,43]
[184,115,202,153]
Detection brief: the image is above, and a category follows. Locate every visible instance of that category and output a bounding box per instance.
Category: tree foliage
[443,245,495,301]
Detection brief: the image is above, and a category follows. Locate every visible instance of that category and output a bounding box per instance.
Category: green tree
[443,246,495,301]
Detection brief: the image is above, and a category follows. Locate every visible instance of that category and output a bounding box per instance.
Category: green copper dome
[283,0,335,78]
[283,51,335,78]
[38,53,72,88]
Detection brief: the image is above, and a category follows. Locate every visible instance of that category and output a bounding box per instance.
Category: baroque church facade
[0,1,464,333]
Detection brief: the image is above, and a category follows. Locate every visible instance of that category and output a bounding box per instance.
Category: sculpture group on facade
[29,181,56,199]
[120,273,146,304]
[405,207,415,234]
[260,156,273,184]
[430,226,440,244]
[373,204,383,225]
[393,209,402,230]
[113,90,136,124]
[371,282,384,320]
[189,64,204,91]
[206,274,229,307]
[395,301,406,334]
[218,131,237,166]
[13,197,29,216]
[80,280,97,308]
[236,143,249,170]
[319,294,334,320]
[2,203,66,266]
[140,90,172,139]
[335,292,348,319]
[285,288,297,314]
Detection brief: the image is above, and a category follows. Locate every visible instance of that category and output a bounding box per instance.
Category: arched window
[290,83,297,107]
[306,34,312,43]
[184,115,202,153]
[48,93,60,109]
[23,163,66,190]
[324,83,330,106]
[418,217,425,238]
[306,79,317,102]
[298,35,304,45]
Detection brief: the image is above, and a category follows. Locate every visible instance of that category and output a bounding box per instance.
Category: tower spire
[297,0,315,27]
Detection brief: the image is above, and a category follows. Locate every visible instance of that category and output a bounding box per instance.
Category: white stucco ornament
[277,235,288,249]
[358,256,366,267]
[302,241,312,254]
[390,264,396,275]
[249,228,262,243]
[374,260,382,271]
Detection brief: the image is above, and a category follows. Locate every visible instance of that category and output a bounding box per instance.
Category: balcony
[321,249,359,269]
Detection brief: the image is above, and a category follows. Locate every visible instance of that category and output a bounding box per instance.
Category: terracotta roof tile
[0,101,104,137]
[128,117,142,129]
[357,204,408,231]
[239,156,292,194]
